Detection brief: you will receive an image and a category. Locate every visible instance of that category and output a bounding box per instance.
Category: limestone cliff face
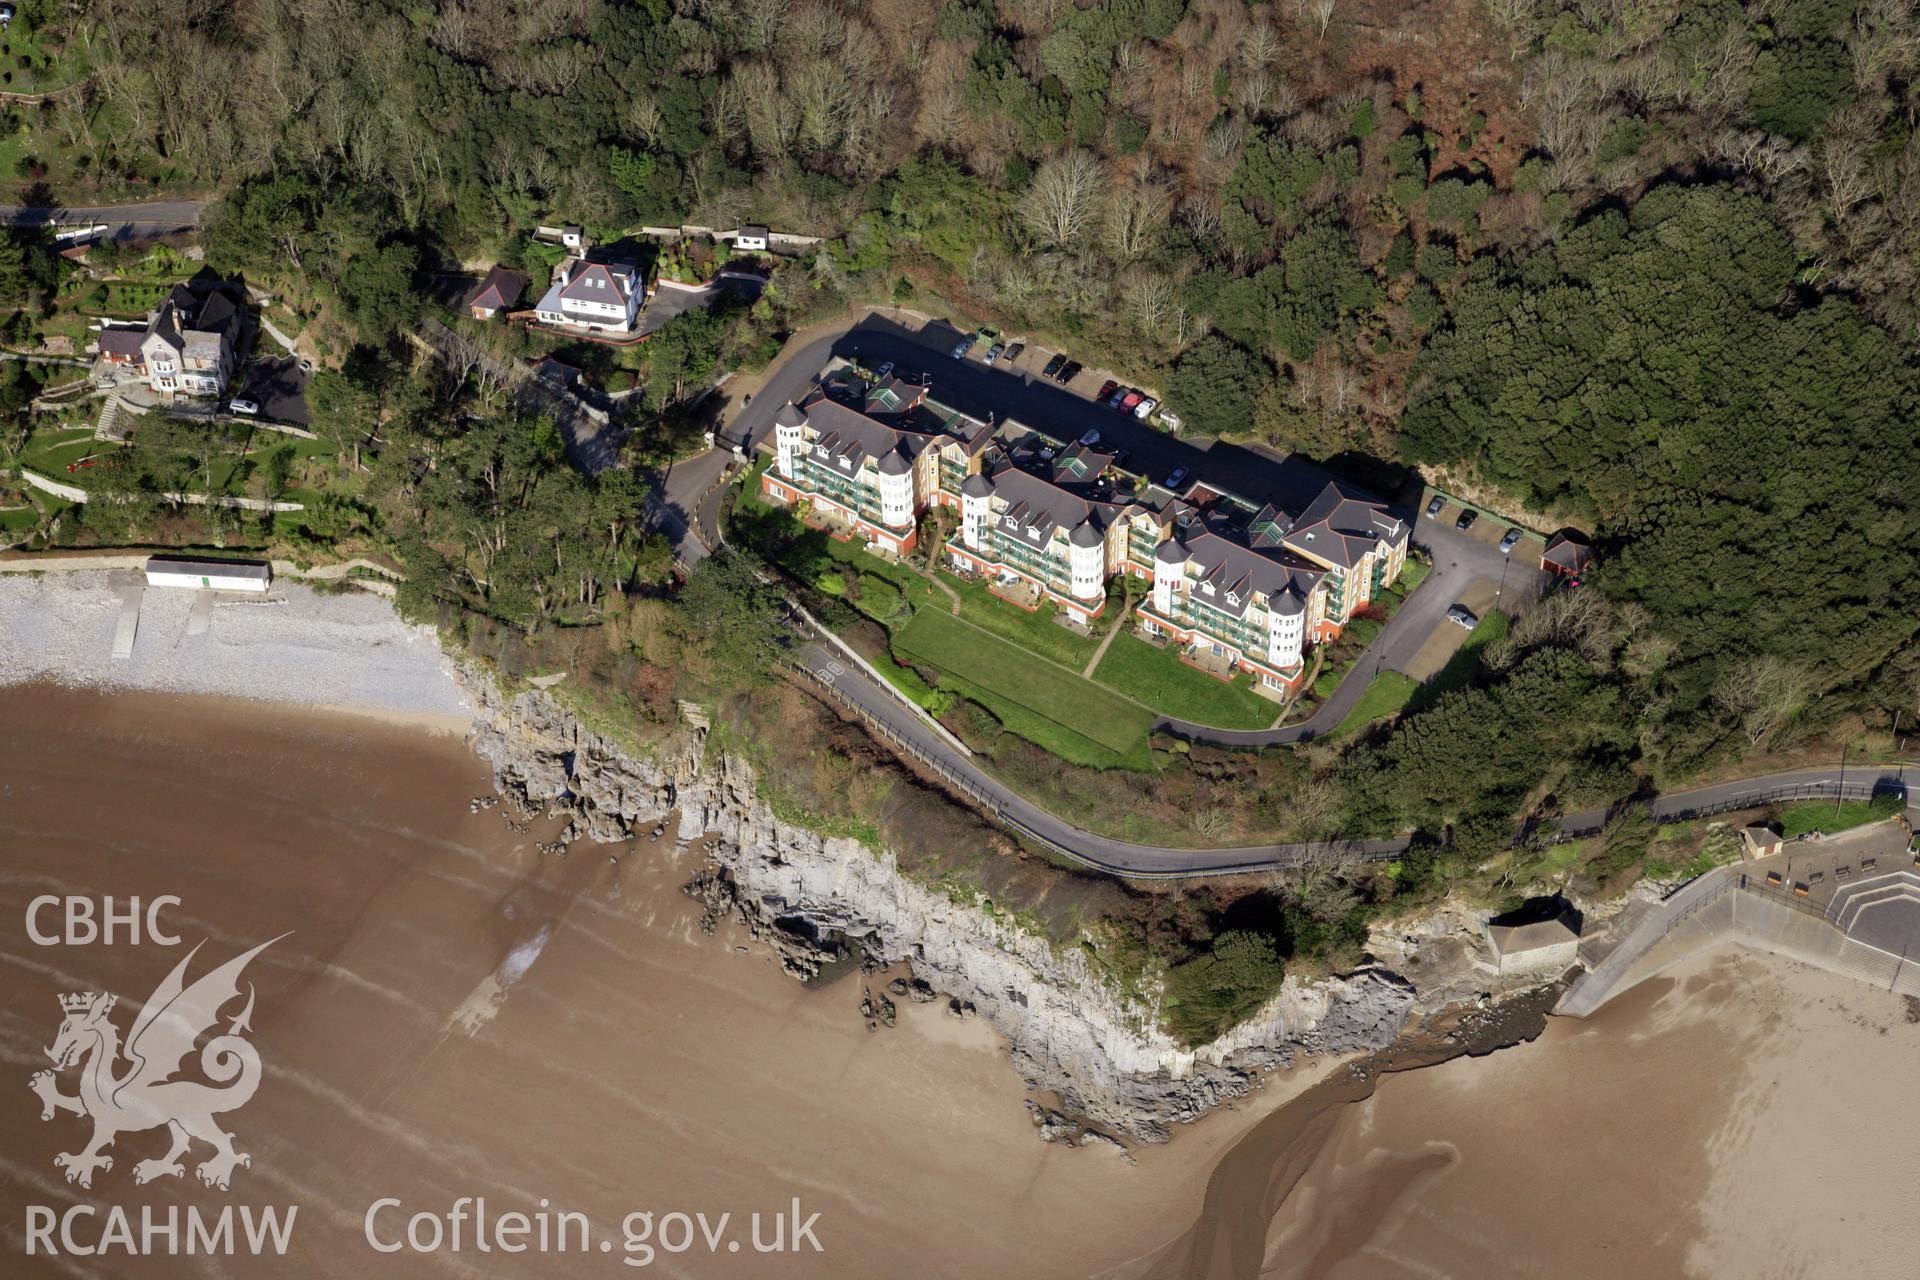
[461,671,1416,1143]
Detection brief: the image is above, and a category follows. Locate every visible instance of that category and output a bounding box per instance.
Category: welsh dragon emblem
[30,936,283,1191]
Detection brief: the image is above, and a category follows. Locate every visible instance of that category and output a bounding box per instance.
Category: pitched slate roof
[467,266,529,312]
[975,453,1128,548]
[798,393,937,476]
[99,328,145,358]
[558,260,637,305]
[1179,528,1323,620]
[1282,479,1403,570]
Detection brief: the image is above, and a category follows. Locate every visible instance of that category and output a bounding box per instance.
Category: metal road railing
[782,656,1368,881]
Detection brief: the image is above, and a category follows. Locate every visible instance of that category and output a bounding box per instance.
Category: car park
[1054,360,1081,383]
[1446,604,1478,630]
[1164,466,1190,491]
[984,343,1005,365]
[1095,379,1120,402]
[1499,527,1524,554]
[1042,353,1068,379]
[1425,494,1445,517]
[229,398,260,416]
[1132,396,1158,419]
[1454,509,1477,532]
[1079,429,1102,447]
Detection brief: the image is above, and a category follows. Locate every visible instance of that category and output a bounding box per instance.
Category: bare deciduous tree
[1020,150,1107,247]
[1715,656,1816,748]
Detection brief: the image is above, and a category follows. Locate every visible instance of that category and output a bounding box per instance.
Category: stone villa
[96,281,245,399]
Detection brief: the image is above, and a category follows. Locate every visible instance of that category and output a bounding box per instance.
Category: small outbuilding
[1485,910,1581,976]
[1542,531,1594,577]
[466,266,529,320]
[144,555,271,594]
[1740,825,1785,860]
[732,225,770,252]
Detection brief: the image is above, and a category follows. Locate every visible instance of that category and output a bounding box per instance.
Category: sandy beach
[0,683,1321,1279]
[1198,946,1920,1280]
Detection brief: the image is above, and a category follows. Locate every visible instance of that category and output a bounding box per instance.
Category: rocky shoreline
[461,666,1435,1144]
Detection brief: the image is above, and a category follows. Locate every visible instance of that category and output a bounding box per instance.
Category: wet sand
[0,684,1314,1278]
[1146,948,1920,1280]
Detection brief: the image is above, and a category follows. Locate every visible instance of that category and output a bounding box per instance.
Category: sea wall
[460,669,1417,1143]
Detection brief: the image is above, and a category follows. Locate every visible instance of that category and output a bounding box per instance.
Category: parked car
[1079,429,1102,447]
[874,361,895,381]
[1425,494,1446,517]
[1042,352,1068,379]
[1108,386,1131,408]
[1004,341,1025,363]
[983,343,1005,365]
[1454,509,1477,532]
[950,335,975,359]
[1446,604,1478,630]
[1132,396,1158,420]
[229,399,260,416]
[1164,466,1190,491]
[1499,527,1524,554]
[1095,379,1120,402]
[1054,360,1081,383]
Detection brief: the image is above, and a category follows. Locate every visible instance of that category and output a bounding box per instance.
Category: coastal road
[801,634,1920,879]
[1558,762,1920,837]
[0,199,206,238]
[796,640,1412,877]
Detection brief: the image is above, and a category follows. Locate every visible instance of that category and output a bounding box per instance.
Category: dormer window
[1227,591,1239,605]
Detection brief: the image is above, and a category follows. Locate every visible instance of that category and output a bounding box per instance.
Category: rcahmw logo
[22,925,300,1260]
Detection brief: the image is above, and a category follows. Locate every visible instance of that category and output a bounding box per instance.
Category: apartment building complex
[761,371,995,556]
[759,362,1409,696]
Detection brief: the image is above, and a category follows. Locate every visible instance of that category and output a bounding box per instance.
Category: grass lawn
[1778,793,1904,840]
[941,570,1103,668]
[894,607,1153,759]
[1333,670,1420,736]
[1090,631,1276,730]
[11,426,100,474]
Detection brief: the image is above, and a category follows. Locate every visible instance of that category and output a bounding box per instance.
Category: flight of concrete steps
[92,393,123,442]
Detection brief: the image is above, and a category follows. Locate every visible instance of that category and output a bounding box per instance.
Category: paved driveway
[645,446,735,564]
[236,356,312,427]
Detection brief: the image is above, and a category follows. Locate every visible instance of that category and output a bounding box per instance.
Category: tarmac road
[0,199,206,238]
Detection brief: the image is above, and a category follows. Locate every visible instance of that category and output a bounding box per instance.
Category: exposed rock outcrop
[462,669,1417,1143]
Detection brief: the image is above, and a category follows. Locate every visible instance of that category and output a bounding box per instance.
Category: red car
[1119,390,1144,412]
[1094,379,1119,403]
